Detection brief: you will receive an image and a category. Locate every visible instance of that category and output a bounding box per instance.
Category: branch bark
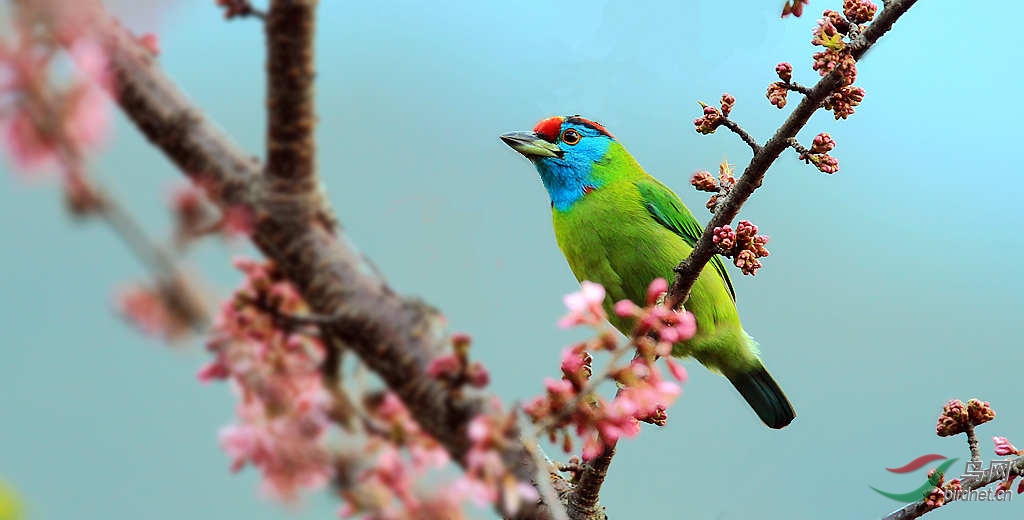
[665,0,919,309]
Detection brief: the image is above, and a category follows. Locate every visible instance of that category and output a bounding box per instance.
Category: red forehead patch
[533,116,565,142]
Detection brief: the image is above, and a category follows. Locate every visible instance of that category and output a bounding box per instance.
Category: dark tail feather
[726,364,795,429]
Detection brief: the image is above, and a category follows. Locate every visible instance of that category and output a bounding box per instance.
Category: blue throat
[533,136,611,211]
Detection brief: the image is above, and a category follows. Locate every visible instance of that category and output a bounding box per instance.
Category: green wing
[635,178,736,301]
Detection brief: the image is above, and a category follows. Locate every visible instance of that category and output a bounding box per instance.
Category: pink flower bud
[646,278,668,306]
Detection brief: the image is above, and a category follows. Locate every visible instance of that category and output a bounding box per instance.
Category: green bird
[500,115,795,429]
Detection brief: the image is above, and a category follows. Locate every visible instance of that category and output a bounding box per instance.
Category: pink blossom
[993,436,1021,456]
[544,377,574,399]
[581,433,605,461]
[449,475,497,508]
[458,412,537,515]
[501,475,539,516]
[645,277,668,305]
[559,345,588,377]
[203,259,334,501]
[664,358,688,382]
[558,280,607,328]
[68,39,113,90]
[1,109,60,173]
[197,360,230,382]
[613,299,639,317]
[467,415,491,443]
[64,41,112,150]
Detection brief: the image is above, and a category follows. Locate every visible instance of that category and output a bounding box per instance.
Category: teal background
[1,1,1021,519]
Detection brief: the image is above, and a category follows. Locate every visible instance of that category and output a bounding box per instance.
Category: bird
[500,115,795,429]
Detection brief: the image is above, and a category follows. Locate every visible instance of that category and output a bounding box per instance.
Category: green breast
[551,181,744,358]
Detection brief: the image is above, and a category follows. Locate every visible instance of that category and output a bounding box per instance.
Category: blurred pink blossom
[558,280,606,328]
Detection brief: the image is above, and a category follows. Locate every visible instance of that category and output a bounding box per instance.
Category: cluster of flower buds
[426,332,491,390]
[691,160,736,213]
[524,279,689,461]
[335,391,467,519]
[936,398,996,437]
[811,4,875,118]
[923,485,945,509]
[693,94,735,134]
[771,3,876,121]
[824,85,866,120]
[796,132,841,174]
[200,258,335,501]
[766,63,794,108]
[457,412,540,515]
[199,259,528,518]
[843,0,878,24]
[0,32,113,216]
[711,220,771,275]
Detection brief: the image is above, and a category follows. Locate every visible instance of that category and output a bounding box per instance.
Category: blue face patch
[531,122,613,211]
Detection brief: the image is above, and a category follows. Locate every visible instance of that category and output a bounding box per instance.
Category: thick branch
[665,0,918,308]
[567,443,613,520]
[883,455,1024,520]
[72,2,546,518]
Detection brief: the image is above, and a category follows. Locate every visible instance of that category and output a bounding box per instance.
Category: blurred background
[1,1,1020,518]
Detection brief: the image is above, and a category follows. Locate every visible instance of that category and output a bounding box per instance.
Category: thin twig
[720,117,762,154]
[784,81,813,95]
[666,0,919,309]
[785,136,810,156]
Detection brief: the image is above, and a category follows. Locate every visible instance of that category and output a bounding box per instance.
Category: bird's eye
[560,128,581,145]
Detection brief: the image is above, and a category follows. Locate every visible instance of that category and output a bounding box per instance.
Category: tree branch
[966,423,981,462]
[567,443,613,520]
[264,0,317,191]
[69,2,547,518]
[665,0,918,308]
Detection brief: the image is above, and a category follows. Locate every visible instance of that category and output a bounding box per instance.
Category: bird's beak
[500,131,563,159]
